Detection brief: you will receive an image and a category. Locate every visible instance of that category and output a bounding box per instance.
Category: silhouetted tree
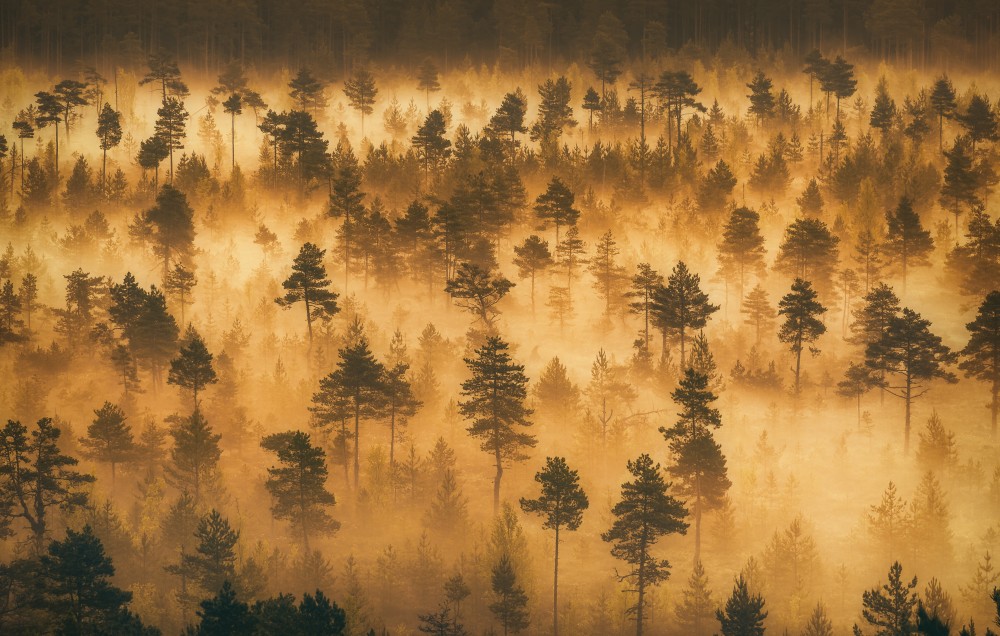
[651,262,719,368]
[519,457,588,636]
[718,207,766,305]
[95,103,121,194]
[80,402,135,490]
[460,336,535,515]
[602,453,688,636]
[489,555,529,635]
[168,326,218,409]
[154,97,188,182]
[858,561,918,636]
[882,197,934,293]
[778,278,827,394]
[166,410,221,503]
[717,575,767,636]
[416,59,441,109]
[275,243,340,346]
[343,68,378,137]
[929,75,957,152]
[445,262,514,335]
[288,69,327,114]
[960,291,1000,436]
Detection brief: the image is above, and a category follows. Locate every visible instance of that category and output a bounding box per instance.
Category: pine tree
[275,243,340,345]
[778,278,827,394]
[867,308,957,453]
[489,555,529,635]
[459,336,536,515]
[80,402,135,490]
[868,482,911,564]
[741,284,775,346]
[154,97,188,182]
[803,602,834,636]
[660,368,729,563]
[582,87,601,131]
[588,230,629,319]
[343,68,378,137]
[837,362,881,428]
[859,562,918,635]
[412,110,452,188]
[697,160,738,215]
[166,410,221,503]
[168,326,218,410]
[445,262,514,335]
[182,509,239,596]
[797,178,824,216]
[288,68,327,113]
[512,235,552,315]
[328,334,385,489]
[775,217,840,297]
[132,285,179,391]
[163,263,197,327]
[940,137,980,246]
[143,184,195,279]
[827,55,857,120]
[416,59,441,109]
[531,76,576,147]
[95,103,122,194]
[519,456,589,636]
[651,262,719,368]
[602,454,688,636]
[716,575,767,636]
[882,197,934,293]
[588,13,626,100]
[0,418,94,551]
[870,76,897,136]
[957,94,999,154]
[718,207,767,305]
[222,93,241,171]
[961,291,1000,436]
[534,177,580,245]
[487,89,528,157]
[382,361,421,467]
[261,430,340,552]
[18,273,37,333]
[140,51,188,100]
[40,525,142,634]
[34,90,63,181]
[929,76,957,152]
[746,71,775,124]
[194,580,254,634]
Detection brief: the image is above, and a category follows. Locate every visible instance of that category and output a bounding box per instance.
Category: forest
[1,1,1000,635]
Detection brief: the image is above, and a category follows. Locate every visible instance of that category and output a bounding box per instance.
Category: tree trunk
[493,445,503,516]
[636,549,646,636]
[553,525,560,636]
[992,375,998,436]
[794,341,803,394]
[904,374,912,453]
[354,398,361,488]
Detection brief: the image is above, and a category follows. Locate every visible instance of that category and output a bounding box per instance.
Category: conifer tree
[530,76,576,145]
[416,59,441,109]
[867,308,957,452]
[512,235,552,315]
[0,418,94,551]
[261,430,339,552]
[519,457,589,636]
[929,76,957,152]
[328,334,385,489]
[960,291,1000,435]
[95,103,121,194]
[382,362,421,467]
[674,560,715,636]
[412,110,451,188]
[868,481,911,563]
[652,262,720,368]
[602,453,688,636]
[168,326,218,410]
[80,402,135,490]
[140,52,188,100]
[627,263,664,355]
[660,368,729,563]
[163,263,197,327]
[487,89,528,156]
[143,184,195,279]
[288,68,327,113]
[940,137,980,245]
[588,13,626,100]
[343,68,378,137]
[858,562,918,636]
[774,217,840,297]
[34,90,63,181]
[957,94,999,154]
[182,509,239,596]
[741,284,775,345]
[588,230,629,319]
[275,243,340,345]
[445,262,514,335]
[778,278,827,394]
[460,336,536,515]
[221,93,241,170]
[489,555,529,635]
[716,575,767,636]
[882,197,934,293]
[534,177,580,245]
[837,362,881,427]
[746,71,775,124]
[797,178,824,216]
[154,97,188,182]
[718,207,767,304]
[803,602,834,636]
[869,76,897,136]
[582,87,601,130]
[166,410,222,503]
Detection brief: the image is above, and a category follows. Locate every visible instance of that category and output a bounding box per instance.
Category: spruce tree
[489,555,529,635]
[261,430,340,552]
[867,308,957,453]
[588,230,629,319]
[601,453,688,636]
[940,137,980,245]
[275,243,340,346]
[870,76,897,136]
[459,336,536,515]
[746,71,775,124]
[154,96,188,182]
[519,457,589,636]
[741,284,775,346]
[957,94,999,154]
[143,184,195,279]
[960,291,1000,435]
[183,509,239,596]
[929,75,957,152]
[674,560,715,636]
[778,278,827,394]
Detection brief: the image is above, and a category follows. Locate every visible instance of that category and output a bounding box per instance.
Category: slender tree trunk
[794,341,803,394]
[354,398,361,488]
[493,445,503,516]
[553,525,560,636]
[694,491,702,566]
[636,548,646,636]
[904,374,912,453]
[992,375,998,436]
[304,296,313,346]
